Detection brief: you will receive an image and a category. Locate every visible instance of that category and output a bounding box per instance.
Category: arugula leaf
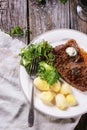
[19,40,54,73]
[19,40,61,85]
[37,61,60,85]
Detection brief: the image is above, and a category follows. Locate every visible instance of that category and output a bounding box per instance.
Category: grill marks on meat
[52,39,87,92]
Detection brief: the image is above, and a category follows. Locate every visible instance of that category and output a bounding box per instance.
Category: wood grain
[0,0,87,40]
[0,1,8,10]
[0,0,87,130]
[70,0,87,33]
[29,0,70,40]
[29,0,87,40]
[0,0,27,33]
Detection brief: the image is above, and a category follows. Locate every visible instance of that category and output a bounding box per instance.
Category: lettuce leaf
[37,61,60,85]
[19,40,54,73]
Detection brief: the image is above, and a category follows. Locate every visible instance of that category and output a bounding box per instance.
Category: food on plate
[34,77,49,91]
[20,39,87,92]
[80,48,87,64]
[34,76,78,110]
[66,94,77,106]
[40,91,55,105]
[20,38,87,110]
[50,80,61,93]
[19,40,60,85]
[37,61,60,85]
[55,94,68,110]
[60,83,71,95]
[52,39,87,92]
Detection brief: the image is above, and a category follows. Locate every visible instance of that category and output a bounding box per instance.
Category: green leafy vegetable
[19,40,54,73]
[3,26,31,37]
[10,26,24,36]
[19,40,61,85]
[37,61,60,85]
[60,0,67,4]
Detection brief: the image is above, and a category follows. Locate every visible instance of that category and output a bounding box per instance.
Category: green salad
[19,40,60,85]
[37,61,60,85]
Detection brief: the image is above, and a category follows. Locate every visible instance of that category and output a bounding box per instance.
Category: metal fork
[28,58,38,127]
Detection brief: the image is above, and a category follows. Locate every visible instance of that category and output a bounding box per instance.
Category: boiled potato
[40,91,55,105]
[55,94,67,110]
[50,81,61,93]
[34,77,49,91]
[60,83,71,95]
[66,94,77,106]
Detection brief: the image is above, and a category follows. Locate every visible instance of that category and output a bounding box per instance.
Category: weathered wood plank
[70,0,87,34]
[0,0,8,10]
[0,0,87,40]
[0,0,87,130]
[29,0,70,40]
[0,0,27,32]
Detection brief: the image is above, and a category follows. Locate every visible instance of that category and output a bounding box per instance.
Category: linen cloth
[0,30,81,130]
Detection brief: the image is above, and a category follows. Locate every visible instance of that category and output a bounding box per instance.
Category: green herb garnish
[10,26,24,36]
[60,0,68,4]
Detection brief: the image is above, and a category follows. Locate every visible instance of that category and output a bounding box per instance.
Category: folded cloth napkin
[0,30,81,130]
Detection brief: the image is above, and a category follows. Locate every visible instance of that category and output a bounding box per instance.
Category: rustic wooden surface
[0,0,26,31]
[0,0,87,129]
[0,0,87,41]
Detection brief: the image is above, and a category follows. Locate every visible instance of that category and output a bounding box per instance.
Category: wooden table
[0,0,87,41]
[0,0,87,129]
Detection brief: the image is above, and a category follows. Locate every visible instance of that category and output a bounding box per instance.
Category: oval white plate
[20,29,87,118]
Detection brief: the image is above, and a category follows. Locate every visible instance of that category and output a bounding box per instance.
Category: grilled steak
[52,39,87,92]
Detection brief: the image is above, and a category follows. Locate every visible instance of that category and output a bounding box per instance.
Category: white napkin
[0,30,81,130]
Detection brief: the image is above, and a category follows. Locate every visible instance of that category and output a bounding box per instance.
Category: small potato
[34,77,49,91]
[60,83,71,95]
[40,91,55,105]
[50,81,61,93]
[55,94,67,110]
[66,94,77,106]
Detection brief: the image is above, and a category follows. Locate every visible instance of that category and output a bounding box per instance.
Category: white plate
[20,29,87,118]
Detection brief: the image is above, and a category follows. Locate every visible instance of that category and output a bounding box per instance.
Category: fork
[28,58,38,127]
